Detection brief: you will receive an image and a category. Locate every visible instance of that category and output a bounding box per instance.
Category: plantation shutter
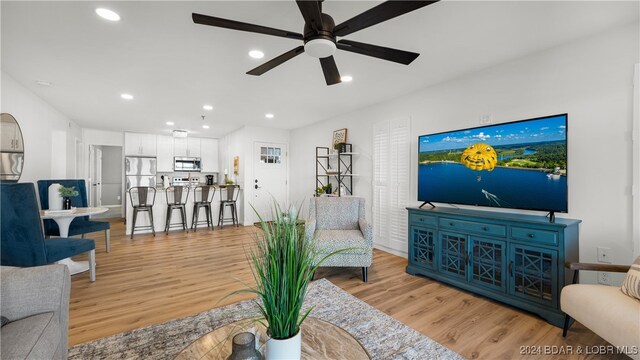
[373,118,410,254]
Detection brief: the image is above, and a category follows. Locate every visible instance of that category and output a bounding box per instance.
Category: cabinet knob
[449,222,454,226]
[482,227,489,231]
[419,218,423,222]
[528,233,535,238]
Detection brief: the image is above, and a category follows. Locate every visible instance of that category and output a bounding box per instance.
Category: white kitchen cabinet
[125,133,157,156]
[174,137,200,157]
[156,135,174,172]
[0,120,22,152]
[200,138,219,173]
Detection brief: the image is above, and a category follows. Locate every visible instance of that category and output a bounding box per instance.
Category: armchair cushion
[315,197,361,230]
[621,256,640,301]
[314,230,370,255]
[47,219,110,237]
[44,238,96,263]
[1,312,61,360]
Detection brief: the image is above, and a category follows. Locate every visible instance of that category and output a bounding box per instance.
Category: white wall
[290,22,640,282]
[1,72,82,183]
[220,125,290,225]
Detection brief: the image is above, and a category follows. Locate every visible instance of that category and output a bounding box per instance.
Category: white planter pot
[48,184,63,210]
[266,330,301,360]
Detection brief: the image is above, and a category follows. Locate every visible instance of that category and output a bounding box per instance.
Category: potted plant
[58,186,79,210]
[231,202,344,359]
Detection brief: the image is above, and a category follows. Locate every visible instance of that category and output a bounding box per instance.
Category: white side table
[40,207,108,275]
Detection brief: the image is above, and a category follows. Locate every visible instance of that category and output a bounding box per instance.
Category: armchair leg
[88,249,96,282]
[562,314,573,337]
[105,229,111,253]
[362,267,368,283]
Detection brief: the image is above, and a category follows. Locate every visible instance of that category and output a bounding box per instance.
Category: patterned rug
[69,279,463,359]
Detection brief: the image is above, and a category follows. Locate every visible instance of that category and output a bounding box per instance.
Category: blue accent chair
[37,179,111,253]
[0,182,96,281]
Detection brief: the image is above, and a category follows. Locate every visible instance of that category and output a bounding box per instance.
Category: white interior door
[96,148,103,207]
[89,146,103,207]
[253,142,288,222]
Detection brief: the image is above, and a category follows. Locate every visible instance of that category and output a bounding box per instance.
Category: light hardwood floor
[68,219,622,359]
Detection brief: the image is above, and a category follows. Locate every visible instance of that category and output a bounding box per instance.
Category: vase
[48,184,63,210]
[266,331,301,360]
[63,197,72,210]
[227,332,261,360]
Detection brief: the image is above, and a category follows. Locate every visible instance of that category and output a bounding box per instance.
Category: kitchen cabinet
[0,120,23,152]
[156,135,174,172]
[406,206,580,327]
[200,138,219,172]
[174,138,201,157]
[125,133,157,156]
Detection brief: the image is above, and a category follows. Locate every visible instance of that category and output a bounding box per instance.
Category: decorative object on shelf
[58,186,79,210]
[48,183,63,210]
[225,178,235,185]
[314,184,332,197]
[332,128,347,149]
[227,332,262,360]
[229,201,346,360]
[234,156,240,176]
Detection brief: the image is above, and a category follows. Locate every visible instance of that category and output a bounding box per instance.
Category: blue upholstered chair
[37,179,111,253]
[0,182,96,281]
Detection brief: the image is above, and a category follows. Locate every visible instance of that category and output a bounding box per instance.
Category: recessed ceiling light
[166,121,174,126]
[120,93,133,100]
[340,75,353,82]
[202,125,210,129]
[249,50,264,59]
[265,113,274,119]
[35,80,52,86]
[95,8,120,22]
[203,105,213,111]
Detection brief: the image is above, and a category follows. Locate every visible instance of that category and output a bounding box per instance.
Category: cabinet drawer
[511,227,558,246]
[409,213,437,227]
[439,218,506,237]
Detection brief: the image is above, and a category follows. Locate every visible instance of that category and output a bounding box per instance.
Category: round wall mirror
[0,113,25,182]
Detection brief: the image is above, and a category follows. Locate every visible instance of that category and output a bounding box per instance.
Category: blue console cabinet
[406,206,580,327]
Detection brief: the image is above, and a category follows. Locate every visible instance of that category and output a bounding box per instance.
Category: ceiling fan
[192,1,439,86]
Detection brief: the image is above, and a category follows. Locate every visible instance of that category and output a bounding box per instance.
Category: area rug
[69,279,463,359]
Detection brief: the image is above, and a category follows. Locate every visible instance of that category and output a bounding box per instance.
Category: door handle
[255,185,261,189]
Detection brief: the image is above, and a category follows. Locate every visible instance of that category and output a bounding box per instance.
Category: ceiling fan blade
[246,46,305,76]
[333,1,438,37]
[192,13,303,41]
[319,56,341,86]
[296,1,324,32]
[337,39,419,65]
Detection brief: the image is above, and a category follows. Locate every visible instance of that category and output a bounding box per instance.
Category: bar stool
[218,185,240,228]
[129,187,156,239]
[165,186,190,233]
[191,186,216,231]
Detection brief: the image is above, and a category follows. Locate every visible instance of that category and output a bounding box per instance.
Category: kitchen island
[125,185,242,235]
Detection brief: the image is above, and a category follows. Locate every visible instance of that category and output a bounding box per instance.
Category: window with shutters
[373,118,410,253]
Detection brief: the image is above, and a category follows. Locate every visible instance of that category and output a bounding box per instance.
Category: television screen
[418,114,568,212]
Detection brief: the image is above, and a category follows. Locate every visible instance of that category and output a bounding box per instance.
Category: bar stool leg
[192,205,199,232]
[181,206,187,231]
[218,203,224,227]
[149,207,156,236]
[233,202,239,227]
[206,204,212,229]
[131,208,138,239]
[165,207,171,234]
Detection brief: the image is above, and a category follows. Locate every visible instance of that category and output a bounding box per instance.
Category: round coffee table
[176,317,370,359]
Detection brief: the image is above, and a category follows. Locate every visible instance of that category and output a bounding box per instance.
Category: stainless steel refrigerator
[0,152,24,181]
[125,157,157,189]
[125,157,156,223]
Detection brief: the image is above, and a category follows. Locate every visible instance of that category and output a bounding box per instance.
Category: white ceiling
[2,1,638,138]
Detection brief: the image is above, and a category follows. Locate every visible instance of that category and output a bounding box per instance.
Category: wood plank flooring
[68,219,622,359]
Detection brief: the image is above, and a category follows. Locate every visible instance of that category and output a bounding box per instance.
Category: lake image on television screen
[418,115,567,212]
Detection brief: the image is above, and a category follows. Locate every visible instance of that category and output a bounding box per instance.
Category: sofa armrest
[305,219,316,242]
[1,265,70,323]
[359,218,373,248]
[565,262,631,273]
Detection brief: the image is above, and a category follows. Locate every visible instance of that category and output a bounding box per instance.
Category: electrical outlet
[597,246,612,263]
[598,271,611,285]
[117,195,121,201]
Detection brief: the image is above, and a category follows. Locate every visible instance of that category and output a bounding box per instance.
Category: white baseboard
[373,243,408,258]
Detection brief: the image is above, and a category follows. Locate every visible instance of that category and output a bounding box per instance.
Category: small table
[176,317,370,359]
[40,207,108,275]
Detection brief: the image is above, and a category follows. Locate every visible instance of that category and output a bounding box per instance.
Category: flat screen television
[418,114,568,213]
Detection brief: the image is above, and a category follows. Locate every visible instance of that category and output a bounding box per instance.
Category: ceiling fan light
[304,38,336,58]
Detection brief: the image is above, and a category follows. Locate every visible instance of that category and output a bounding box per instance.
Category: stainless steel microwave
[174,157,201,172]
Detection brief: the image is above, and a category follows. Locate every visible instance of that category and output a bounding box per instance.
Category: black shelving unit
[315,143,355,197]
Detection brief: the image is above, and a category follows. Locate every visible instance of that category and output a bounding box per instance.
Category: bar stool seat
[129,187,156,239]
[218,185,240,228]
[191,186,215,231]
[165,186,189,233]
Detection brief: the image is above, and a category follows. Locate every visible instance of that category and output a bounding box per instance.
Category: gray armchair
[1,265,71,360]
[306,196,373,282]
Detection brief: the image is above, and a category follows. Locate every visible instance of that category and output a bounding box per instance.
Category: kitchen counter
[126,186,242,235]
